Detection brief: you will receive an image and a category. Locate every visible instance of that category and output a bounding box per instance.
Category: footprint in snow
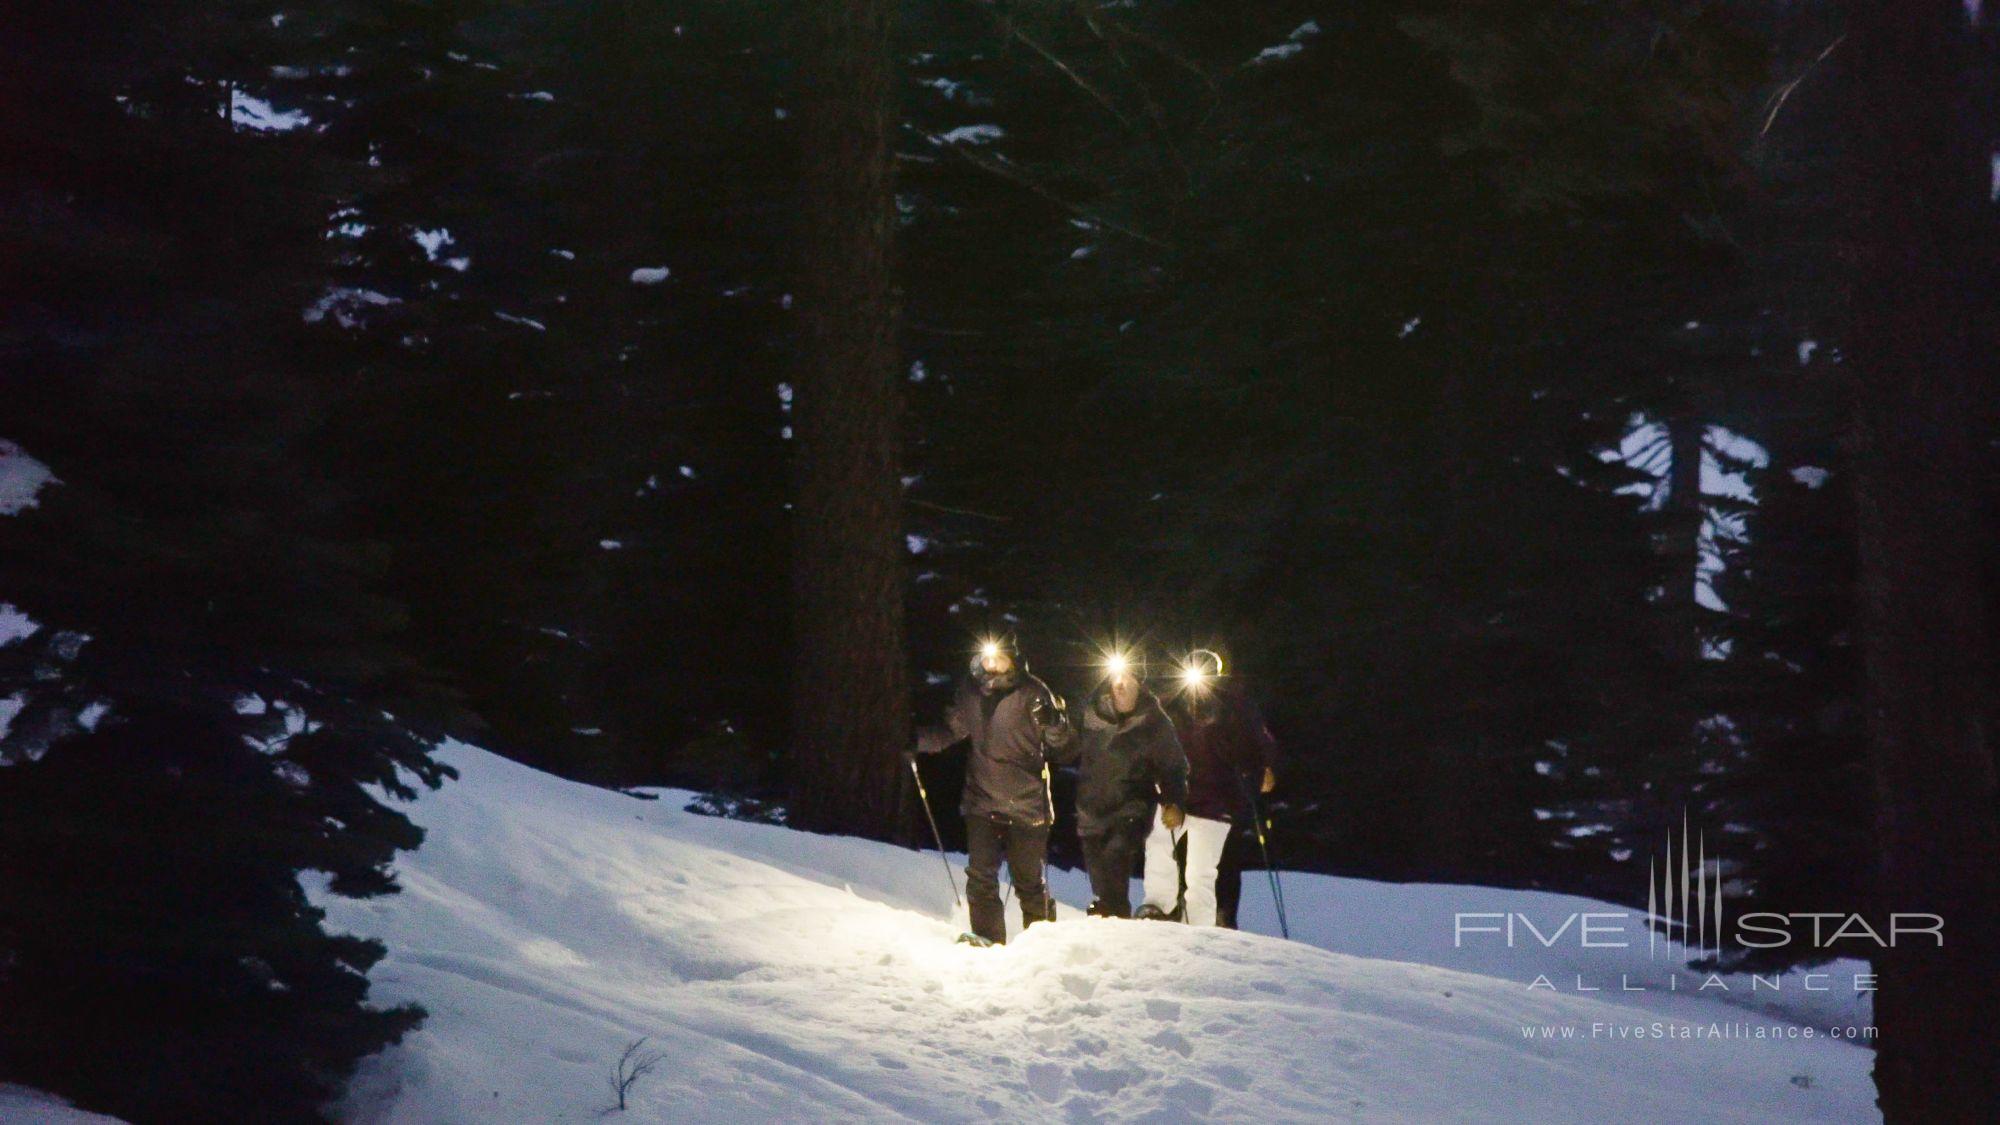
[874,1055,909,1070]
[1251,980,1286,995]
[1026,1061,1069,1102]
[1072,1063,1141,1095]
[1060,973,1096,1001]
[1208,1063,1253,1092]
[1159,1079,1217,1114]
[1145,1028,1194,1058]
[1144,998,1181,1022]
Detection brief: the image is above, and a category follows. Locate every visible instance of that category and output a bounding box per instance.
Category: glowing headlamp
[1179,649,1224,692]
[1104,652,1131,679]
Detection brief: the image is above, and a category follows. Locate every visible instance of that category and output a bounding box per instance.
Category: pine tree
[0,5,455,1119]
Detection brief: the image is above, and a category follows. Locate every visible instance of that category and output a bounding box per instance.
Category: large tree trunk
[1842,4,2000,1118]
[786,0,910,835]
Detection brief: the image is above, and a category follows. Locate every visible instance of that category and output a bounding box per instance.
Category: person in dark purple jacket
[1138,653,1279,926]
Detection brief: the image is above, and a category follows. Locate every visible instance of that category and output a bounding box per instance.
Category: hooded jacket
[1169,683,1279,822]
[1072,688,1188,836]
[917,669,1076,825]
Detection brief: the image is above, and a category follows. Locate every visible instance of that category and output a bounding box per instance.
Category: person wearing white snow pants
[1141,808,1231,925]
[1140,656,1280,926]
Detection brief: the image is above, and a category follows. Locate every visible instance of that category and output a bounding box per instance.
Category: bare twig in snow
[603,1037,667,1114]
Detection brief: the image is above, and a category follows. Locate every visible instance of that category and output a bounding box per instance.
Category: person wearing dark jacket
[912,639,1075,944]
[1139,657,1278,927]
[1072,666,1188,918]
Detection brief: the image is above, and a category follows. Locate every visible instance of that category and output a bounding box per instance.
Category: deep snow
[0,1084,126,1124]
[313,743,1878,1123]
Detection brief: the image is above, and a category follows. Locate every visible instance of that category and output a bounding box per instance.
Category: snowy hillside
[315,743,1877,1123]
[0,1084,127,1124]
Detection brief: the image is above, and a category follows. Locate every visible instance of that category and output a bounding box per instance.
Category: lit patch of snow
[919,77,990,106]
[1398,316,1421,339]
[413,228,468,270]
[631,266,672,285]
[510,91,556,102]
[0,693,23,745]
[1069,245,1096,260]
[1,440,60,515]
[1702,425,1768,503]
[230,89,311,132]
[0,604,40,647]
[774,108,789,120]
[909,360,929,383]
[776,382,794,413]
[1249,43,1304,65]
[1797,339,1818,366]
[0,1083,126,1123]
[495,311,546,332]
[599,539,624,551]
[906,534,931,555]
[304,287,399,329]
[327,205,368,239]
[678,465,696,479]
[938,124,1004,146]
[76,701,110,731]
[551,248,576,261]
[234,694,270,716]
[1790,465,1831,490]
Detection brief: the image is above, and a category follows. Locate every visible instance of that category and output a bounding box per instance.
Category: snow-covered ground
[313,742,1877,1123]
[0,1084,126,1124]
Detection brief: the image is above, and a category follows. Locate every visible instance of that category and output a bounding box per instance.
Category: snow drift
[314,743,1877,1122]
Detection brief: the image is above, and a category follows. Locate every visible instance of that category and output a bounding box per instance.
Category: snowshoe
[956,932,997,948]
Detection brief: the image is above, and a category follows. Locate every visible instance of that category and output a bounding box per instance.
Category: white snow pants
[1141,809,1231,926]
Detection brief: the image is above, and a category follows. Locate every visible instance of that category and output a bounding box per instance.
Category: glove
[1160,804,1185,830]
[1029,692,1066,728]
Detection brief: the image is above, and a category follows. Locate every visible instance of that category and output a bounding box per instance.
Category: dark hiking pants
[965,815,1054,943]
[1080,814,1149,918]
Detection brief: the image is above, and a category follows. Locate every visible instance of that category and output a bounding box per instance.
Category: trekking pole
[1238,773,1290,939]
[908,755,961,906]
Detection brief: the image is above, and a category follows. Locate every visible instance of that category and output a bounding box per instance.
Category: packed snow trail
[322,743,1876,1122]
